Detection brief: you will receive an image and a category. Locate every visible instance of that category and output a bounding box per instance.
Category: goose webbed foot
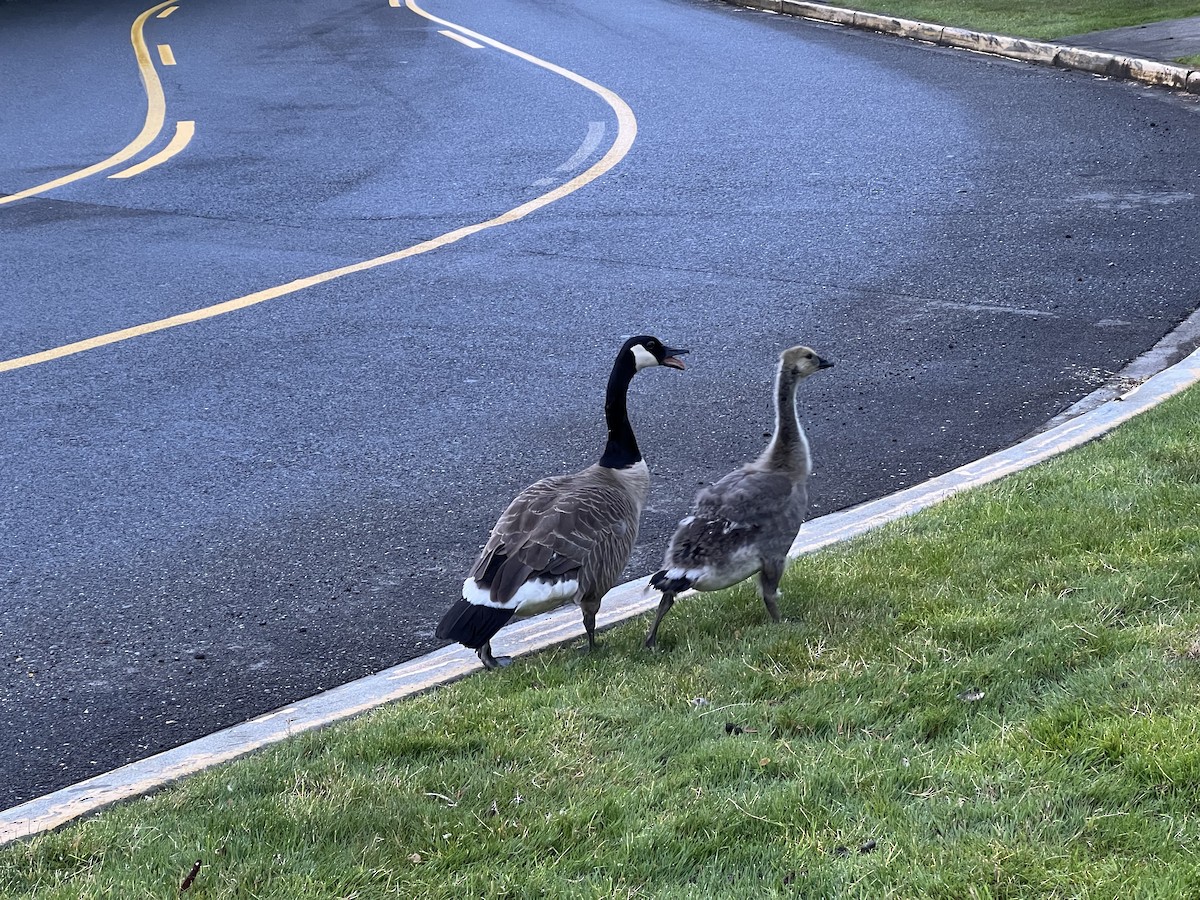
[478,642,512,670]
[576,629,602,655]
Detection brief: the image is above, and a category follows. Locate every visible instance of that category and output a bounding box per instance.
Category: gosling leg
[644,591,676,649]
[758,560,784,624]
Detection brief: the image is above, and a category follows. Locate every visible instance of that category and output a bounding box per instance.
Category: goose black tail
[436,599,515,651]
[649,568,693,595]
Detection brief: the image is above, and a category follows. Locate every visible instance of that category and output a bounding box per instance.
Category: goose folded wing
[469,478,637,607]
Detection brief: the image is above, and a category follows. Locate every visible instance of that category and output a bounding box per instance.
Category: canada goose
[436,335,689,669]
[644,345,833,649]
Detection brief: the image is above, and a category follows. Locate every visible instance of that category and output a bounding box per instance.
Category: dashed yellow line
[108,120,194,179]
[157,43,176,66]
[157,5,179,17]
[0,0,176,207]
[0,0,638,373]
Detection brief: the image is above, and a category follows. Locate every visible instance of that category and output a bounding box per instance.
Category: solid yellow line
[157,43,176,66]
[157,5,179,17]
[0,2,638,373]
[0,0,174,206]
[108,120,194,179]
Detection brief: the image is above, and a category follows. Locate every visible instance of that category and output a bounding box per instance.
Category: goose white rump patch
[463,577,581,616]
[665,544,762,592]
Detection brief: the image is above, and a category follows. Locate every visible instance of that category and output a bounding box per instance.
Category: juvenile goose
[644,345,833,649]
[436,335,689,669]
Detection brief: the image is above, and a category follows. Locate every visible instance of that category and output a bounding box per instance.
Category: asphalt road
[1,0,1198,809]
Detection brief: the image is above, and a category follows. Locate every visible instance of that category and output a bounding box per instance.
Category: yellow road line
[108,120,194,179]
[157,5,179,17]
[0,0,174,207]
[0,1,638,374]
[157,43,176,66]
[438,29,483,49]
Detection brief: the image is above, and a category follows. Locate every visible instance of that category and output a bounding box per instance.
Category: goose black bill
[662,346,689,370]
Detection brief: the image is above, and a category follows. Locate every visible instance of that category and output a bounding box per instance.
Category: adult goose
[644,345,832,649]
[437,335,689,669]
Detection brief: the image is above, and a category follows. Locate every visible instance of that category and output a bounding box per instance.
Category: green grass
[1178,53,1200,66]
[817,0,1200,41]
[3,379,1200,898]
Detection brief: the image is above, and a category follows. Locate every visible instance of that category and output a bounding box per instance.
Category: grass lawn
[782,0,1200,65]
[3,372,1199,897]
[811,0,1200,41]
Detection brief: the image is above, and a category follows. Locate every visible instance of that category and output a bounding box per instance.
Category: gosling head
[625,335,689,372]
[780,345,834,379]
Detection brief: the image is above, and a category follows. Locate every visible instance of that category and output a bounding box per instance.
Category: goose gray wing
[664,466,808,575]
[469,469,642,611]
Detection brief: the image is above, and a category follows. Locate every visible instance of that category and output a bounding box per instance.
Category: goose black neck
[598,351,642,470]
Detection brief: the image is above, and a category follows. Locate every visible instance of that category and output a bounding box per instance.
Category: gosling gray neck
[756,368,811,476]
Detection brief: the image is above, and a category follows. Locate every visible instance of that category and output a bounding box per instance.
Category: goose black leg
[581,606,600,652]
[478,642,512,670]
[644,591,676,649]
[758,560,784,624]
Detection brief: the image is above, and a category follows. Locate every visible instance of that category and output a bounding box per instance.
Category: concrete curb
[3,336,1200,846]
[726,0,1200,94]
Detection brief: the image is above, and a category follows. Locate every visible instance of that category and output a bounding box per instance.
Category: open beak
[816,356,835,370]
[662,346,689,371]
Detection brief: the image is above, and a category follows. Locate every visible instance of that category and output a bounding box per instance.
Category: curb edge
[738,0,1200,94]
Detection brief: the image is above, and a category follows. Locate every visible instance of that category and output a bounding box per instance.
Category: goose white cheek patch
[631,344,658,370]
